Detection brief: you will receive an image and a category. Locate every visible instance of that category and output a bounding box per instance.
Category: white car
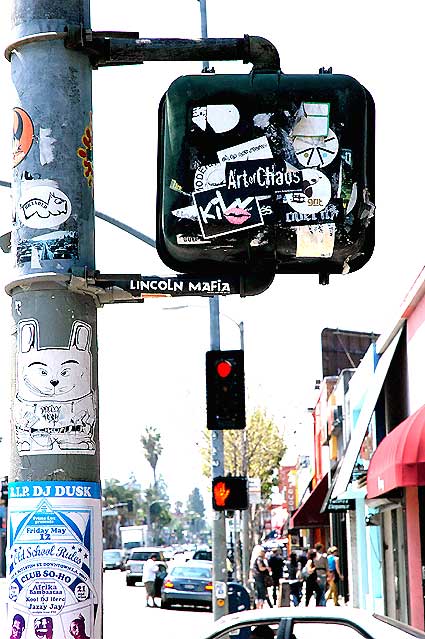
[125,546,166,586]
[197,607,425,639]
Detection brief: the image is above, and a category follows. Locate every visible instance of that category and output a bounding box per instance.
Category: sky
[0,0,423,508]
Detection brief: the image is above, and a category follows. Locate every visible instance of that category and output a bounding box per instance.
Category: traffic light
[157,71,374,281]
[0,476,8,506]
[212,476,249,511]
[206,349,245,430]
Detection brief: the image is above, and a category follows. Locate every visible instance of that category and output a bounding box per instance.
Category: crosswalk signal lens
[212,476,248,511]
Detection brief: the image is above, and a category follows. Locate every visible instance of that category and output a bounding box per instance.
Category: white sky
[0,0,423,508]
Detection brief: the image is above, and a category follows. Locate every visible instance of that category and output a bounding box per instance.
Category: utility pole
[197,0,228,619]
[209,297,229,618]
[6,1,102,637]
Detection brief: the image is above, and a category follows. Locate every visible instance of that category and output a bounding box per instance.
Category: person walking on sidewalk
[313,543,328,606]
[305,549,322,606]
[268,546,285,606]
[326,546,344,606]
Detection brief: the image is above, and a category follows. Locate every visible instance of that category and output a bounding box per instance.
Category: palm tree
[140,426,163,486]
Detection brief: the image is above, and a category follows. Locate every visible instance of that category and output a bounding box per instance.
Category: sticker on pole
[214,581,227,599]
[7,481,102,639]
[17,186,72,229]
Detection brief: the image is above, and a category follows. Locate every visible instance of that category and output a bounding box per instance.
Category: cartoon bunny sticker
[14,319,96,454]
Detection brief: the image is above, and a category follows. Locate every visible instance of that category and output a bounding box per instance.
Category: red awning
[289,474,329,529]
[367,404,425,498]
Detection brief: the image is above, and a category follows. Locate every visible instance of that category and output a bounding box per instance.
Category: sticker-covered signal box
[157,72,375,278]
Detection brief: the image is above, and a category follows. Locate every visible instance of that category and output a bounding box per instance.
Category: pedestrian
[252,548,273,609]
[325,546,344,606]
[304,549,322,606]
[144,553,159,607]
[299,547,308,569]
[286,552,303,606]
[313,543,328,606]
[268,547,284,605]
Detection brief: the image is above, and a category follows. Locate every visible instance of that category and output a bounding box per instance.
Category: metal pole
[7,1,102,637]
[198,0,210,71]
[199,0,228,620]
[209,296,229,618]
[237,320,250,590]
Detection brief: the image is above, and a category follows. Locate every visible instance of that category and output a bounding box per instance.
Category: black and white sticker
[287,168,331,215]
[193,187,264,239]
[293,128,339,168]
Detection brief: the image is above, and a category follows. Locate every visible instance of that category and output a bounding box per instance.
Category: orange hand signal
[213,481,231,507]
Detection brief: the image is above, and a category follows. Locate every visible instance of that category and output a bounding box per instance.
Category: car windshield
[170,566,212,579]
[104,551,121,559]
[193,551,212,560]
[130,552,152,561]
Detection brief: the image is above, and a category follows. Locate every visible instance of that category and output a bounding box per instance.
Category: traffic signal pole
[209,296,229,618]
[6,1,102,636]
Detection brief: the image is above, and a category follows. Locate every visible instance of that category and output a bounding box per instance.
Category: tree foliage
[103,478,142,511]
[201,407,286,500]
[140,425,163,485]
[186,487,205,519]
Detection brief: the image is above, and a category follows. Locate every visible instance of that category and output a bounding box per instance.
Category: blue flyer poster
[7,481,102,639]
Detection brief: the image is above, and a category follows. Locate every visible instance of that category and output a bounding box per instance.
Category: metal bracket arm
[64,27,280,71]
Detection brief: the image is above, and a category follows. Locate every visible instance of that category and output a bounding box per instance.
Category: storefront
[367,405,425,629]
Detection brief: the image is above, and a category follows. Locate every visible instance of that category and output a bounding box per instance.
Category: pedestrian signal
[212,476,248,511]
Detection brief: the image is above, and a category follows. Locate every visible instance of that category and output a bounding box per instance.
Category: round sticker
[13,107,34,168]
[206,104,240,133]
[288,168,331,215]
[293,129,339,168]
[194,163,225,192]
[18,186,72,229]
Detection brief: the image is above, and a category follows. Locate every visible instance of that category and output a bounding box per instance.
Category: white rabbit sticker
[14,319,96,455]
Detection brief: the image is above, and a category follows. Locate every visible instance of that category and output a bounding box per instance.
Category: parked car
[125,546,166,586]
[102,549,125,571]
[161,559,213,610]
[192,549,212,561]
[196,607,425,639]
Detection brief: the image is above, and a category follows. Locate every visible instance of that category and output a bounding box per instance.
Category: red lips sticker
[223,207,251,225]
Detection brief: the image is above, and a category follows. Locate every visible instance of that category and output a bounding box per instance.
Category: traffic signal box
[212,476,249,511]
[206,349,245,430]
[157,71,375,280]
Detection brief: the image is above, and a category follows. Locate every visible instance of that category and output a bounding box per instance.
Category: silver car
[161,560,213,610]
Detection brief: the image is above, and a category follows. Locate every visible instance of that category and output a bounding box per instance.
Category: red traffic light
[216,360,232,378]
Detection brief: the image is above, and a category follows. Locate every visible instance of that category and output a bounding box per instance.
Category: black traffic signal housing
[157,71,374,281]
[0,476,8,506]
[212,476,249,511]
[206,349,245,430]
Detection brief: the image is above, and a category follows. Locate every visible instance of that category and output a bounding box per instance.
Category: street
[103,569,213,636]
[0,571,214,638]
